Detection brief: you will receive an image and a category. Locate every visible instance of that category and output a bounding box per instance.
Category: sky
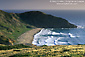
[0,0,85,10]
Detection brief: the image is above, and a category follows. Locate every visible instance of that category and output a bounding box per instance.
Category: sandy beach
[17,28,42,45]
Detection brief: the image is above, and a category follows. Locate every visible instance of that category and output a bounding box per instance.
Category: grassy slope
[0,10,33,45]
[0,44,85,57]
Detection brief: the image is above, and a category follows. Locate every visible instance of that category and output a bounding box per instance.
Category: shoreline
[31,28,43,43]
[17,28,42,45]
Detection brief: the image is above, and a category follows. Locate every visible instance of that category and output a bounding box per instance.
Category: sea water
[32,27,85,46]
[4,10,85,46]
[32,10,85,46]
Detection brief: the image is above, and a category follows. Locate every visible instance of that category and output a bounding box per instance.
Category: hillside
[0,10,77,45]
[0,10,33,45]
[19,11,77,28]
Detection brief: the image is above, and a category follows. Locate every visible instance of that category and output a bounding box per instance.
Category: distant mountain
[0,10,77,45]
[18,11,77,28]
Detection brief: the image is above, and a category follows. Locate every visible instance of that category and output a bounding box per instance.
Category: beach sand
[17,28,42,45]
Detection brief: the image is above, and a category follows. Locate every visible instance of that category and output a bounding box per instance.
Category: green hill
[0,10,77,45]
[19,11,77,28]
[0,10,33,45]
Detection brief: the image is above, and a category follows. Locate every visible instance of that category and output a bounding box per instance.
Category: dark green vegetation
[0,10,77,45]
[10,52,85,57]
[9,53,32,57]
[0,44,32,50]
[19,11,77,28]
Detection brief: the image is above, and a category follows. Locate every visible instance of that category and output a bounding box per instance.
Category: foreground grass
[0,44,32,50]
[0,44,85,57]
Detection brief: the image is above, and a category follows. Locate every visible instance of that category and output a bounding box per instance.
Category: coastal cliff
[0,10,77,45]
[19,11,77,28]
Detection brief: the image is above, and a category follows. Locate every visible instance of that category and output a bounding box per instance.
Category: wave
[32,28,85,46]
[68,21,85,29]
[77,25,84,29]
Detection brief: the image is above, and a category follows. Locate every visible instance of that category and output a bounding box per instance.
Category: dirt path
[17,28,42,45]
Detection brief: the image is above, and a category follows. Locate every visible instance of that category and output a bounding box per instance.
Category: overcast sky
[0,0,85,10]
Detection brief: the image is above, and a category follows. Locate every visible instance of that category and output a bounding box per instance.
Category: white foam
[77,25,84,29]
[48,31,52,34]
[32,28,85,46]
[68,33,76,38]
[60,32,67,35]
[52,32,60,35]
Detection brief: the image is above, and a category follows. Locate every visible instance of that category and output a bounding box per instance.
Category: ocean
[4,10,85,46]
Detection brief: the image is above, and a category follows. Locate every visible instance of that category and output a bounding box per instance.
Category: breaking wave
[32,28,85,46]
[77,25,84,29]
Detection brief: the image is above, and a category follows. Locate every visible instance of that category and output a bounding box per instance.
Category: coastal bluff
[19,11,77,28]
[0,10,77,45]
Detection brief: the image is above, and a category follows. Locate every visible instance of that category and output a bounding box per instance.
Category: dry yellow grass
[0,45,85,57]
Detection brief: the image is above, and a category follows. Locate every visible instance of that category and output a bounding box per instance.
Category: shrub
[0,44,32,50]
